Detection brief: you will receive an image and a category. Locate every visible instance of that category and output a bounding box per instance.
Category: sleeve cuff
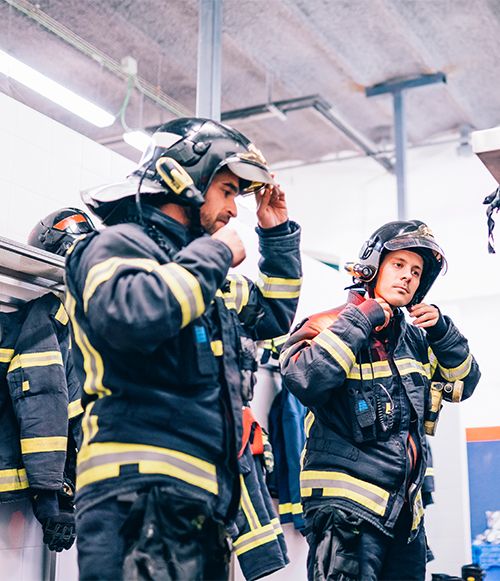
[425,308,448,341]
[256,220,291,237]
[356,299,386,328]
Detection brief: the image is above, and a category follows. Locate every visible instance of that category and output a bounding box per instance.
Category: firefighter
[64,117,302,580]
[0,208,94,552]
[280,220,480,580]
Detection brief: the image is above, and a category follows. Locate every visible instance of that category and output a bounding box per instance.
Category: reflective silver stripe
[222,274,250,313]
[438,353,472,381]
[0,468,29,492]
[313,329,355,374]
[240,476,261,530]
[233,523,276,556]
[256,272,302,299]
[301,470,389,516]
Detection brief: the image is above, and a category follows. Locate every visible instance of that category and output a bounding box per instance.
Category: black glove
[32,480,76,552]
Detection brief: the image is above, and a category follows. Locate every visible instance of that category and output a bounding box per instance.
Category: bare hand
[256,181,289,228]
[374,298,392,332]
[408,303,440,329]
[212,226,246,267]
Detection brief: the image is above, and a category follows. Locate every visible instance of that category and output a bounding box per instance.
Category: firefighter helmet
[345,220,447,305]
[82,117,275,223]
[28,208,96,256]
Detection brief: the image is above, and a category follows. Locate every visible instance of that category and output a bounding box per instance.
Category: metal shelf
[472,126,500,183]
[0,236,65,310]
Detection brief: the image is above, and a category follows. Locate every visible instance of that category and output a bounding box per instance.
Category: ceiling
[1,0,500,169]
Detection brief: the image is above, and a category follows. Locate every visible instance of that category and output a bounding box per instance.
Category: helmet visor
[384,236,448,274]
[52,214,94,235]
[226,155,275,194]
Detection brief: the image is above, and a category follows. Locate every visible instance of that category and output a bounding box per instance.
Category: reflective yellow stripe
[300,470,389,517]
[0,348,14,363]
[66,291,111,397]
[313,329,355,375]
[22,380,30,392]
[425,467,434,477]
[83,258,158,312]
[54,302,69,325]
[278,344,296,366]
[68,398,84,419]
[77,442,218,495]
[412,490,425,530]
[428,348,438,377]
[348,358,429,380]
[0,468,29,492]
[270,517,284,536]
[240,475,261,530]
[21,436,67,454]
[220,274,250,313]
[233,523,277,556]
[8,351,63,372]
[304,411,315,437]
[210,340,223,356]
[438,353,473,381]
[156,263,205,327]
[256,272,302,299]
[278,502,303,516]
[80,401,98,448]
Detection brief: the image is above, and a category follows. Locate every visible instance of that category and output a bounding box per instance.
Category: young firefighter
[64,118,302,580]
[280,220,480,580]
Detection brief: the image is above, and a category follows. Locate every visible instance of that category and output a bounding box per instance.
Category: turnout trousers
[305,505,426,581]
[76,486,231,581]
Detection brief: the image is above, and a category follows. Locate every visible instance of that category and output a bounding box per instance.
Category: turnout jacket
[64,205,301,521]
[280,290,480,538]
[0,293,81,501]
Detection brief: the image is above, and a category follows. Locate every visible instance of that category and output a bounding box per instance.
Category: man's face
[374,249,424,307]
[199,168,239,234]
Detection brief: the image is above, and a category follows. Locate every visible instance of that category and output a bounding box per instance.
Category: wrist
[357,299,386,328]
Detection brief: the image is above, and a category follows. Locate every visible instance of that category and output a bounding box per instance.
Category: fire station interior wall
[1,89,499,580]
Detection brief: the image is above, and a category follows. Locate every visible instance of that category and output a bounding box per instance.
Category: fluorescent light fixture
[0,49,115,128]
[123,130,150,152]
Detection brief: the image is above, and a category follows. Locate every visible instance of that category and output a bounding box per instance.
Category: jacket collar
[141,204,190,249]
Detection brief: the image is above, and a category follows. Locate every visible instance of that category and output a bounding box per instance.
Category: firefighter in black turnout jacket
[280,220,480,580]
[0,209,93,552]
[64,118,302,580]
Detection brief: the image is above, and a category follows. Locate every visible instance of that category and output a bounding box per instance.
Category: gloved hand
[31,480,76,552]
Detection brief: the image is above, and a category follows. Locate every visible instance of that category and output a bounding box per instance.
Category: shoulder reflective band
[77,442,218,495]
[256,272,302,299]
[313,329,355,375]
[0,468,29,492]
[300,470,389,517]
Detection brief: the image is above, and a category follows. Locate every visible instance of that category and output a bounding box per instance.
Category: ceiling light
[123,130,150,152]
[0,49,115,128]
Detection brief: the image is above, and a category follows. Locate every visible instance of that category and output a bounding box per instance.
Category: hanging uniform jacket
[268,384,306,530]
[64,204,302,522]
[0,293,81,501]
[280,290,480,540]
[233,407,288,580]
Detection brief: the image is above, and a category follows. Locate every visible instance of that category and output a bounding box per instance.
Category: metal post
[196,0,222,121]
[393,91,406,220]
[366,73,446,220]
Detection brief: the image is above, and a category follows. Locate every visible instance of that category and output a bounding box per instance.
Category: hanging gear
[344,219,447,306]
[27,207,96,256]
[82,117,275,224]
[483,185,500,253]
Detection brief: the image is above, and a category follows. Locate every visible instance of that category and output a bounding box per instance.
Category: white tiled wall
[0,92,134,243]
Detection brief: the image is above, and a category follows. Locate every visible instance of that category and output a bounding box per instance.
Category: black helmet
[82,117,275,223]
[345,220,447,305]
[28,207,96,256]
